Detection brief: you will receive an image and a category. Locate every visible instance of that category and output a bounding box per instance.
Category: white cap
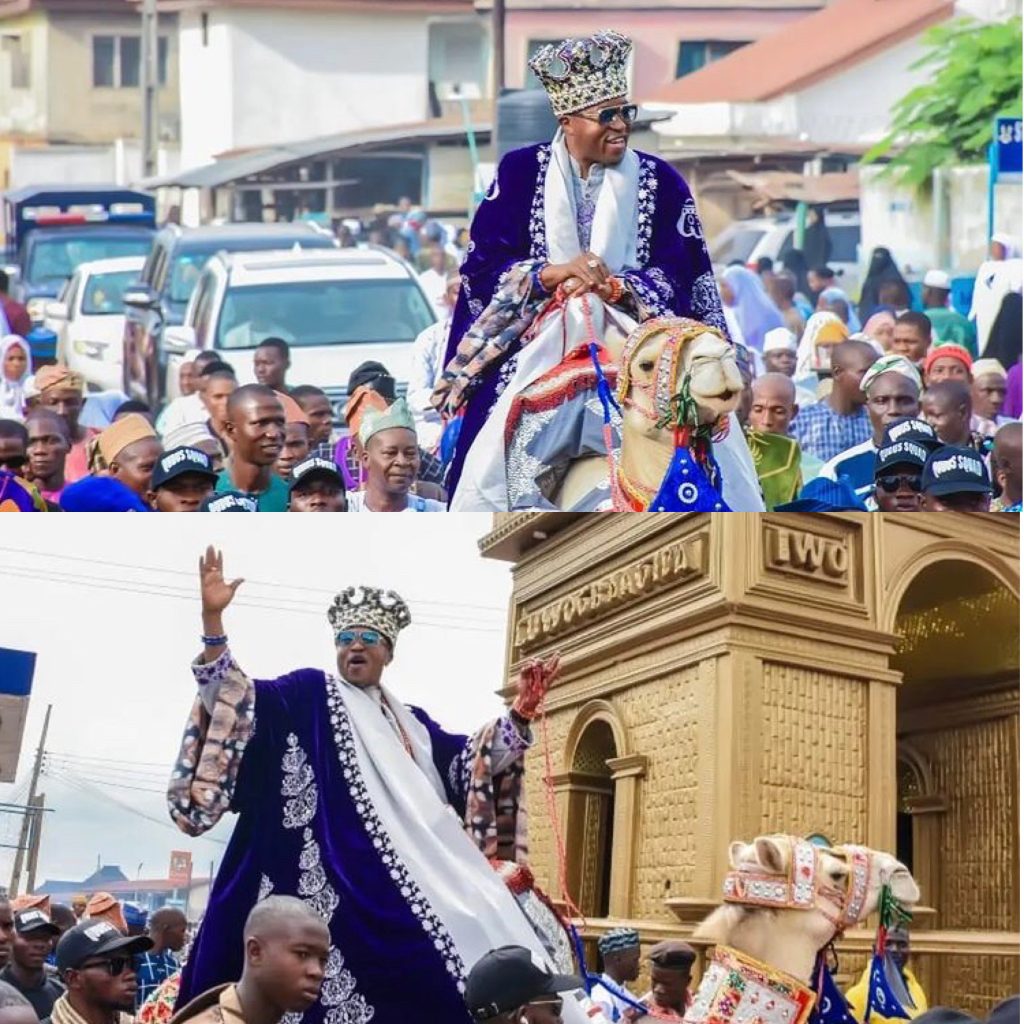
[923,269,951,290]
[763,327,798,353]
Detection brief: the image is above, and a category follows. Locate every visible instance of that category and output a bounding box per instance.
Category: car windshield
[214,279,435,350]
[168,238,337,307]
[710,227,766,266]
[80,269,140,315]
[26,235,152,284]
[169,249,218,306]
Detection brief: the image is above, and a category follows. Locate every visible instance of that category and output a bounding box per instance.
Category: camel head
[615,316,743,440]
[693,834,920,983]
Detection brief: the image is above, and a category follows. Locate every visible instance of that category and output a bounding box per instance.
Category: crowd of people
[0,891,188,1024]
[0,893,1016,1024]
[1,231,1018,513]
[718,240,1022,512]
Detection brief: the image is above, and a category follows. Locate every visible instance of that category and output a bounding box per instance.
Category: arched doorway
[565,719,617,918]
[892,559,1019,1012]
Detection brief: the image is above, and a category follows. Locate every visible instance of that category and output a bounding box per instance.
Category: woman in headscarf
[818,286,862,332]
[858,247,910,322]
[721,265,785,352]
[0,335,30,420]
[794,311,849,386]
[862,308,897,352]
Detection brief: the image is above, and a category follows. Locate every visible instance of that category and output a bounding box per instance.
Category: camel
[683,834,921,1023]
[504,315,746,511]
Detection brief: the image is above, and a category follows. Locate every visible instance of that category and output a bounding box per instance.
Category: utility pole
[141,0,159,178]
[491,0,505,110]
[9,705,51,899]
[26,792,45,894]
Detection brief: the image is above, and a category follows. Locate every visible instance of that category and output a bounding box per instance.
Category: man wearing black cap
[465,946,582,1023]
[42,919,152,1024]
[870,419,936,513]
[624,941,695,1022]
[149,446,219,512]
[0,911,64,1018]
[200,491,258,512]
[288,456,347,512]
[921,445,993,512]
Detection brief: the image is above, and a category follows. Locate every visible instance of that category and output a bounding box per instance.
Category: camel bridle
[722,838,873,937]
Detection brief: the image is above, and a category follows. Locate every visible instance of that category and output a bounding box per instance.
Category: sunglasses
[335,629,384,648]
[575,104,638,127]
[80,956,133,976]
[877,473,922,493]
[527,997,563,1012]
[0,455,27,471]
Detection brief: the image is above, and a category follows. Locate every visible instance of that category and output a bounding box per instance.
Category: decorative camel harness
[611,315,732,513]
[682,841,874,1024]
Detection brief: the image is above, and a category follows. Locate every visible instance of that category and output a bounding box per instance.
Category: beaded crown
[327,586,411,647]
[528,30,632,117]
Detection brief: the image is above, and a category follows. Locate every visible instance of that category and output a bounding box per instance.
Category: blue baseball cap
[151,446,217,490]
[775,476,869,512]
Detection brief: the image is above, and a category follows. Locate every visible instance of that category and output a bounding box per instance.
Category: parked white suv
[44,255,145,393]
[710,210,863,300]
[163,247,437,419]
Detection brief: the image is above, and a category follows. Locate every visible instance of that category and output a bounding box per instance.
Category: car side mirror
[44,300,68,320]
[123,285,157,308]
[164,324,197,354]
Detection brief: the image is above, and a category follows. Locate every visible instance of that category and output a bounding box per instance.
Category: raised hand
[199,545,244,617]
[512,653,561,721]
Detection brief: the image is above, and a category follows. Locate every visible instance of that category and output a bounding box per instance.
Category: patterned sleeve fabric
[623,154,729,339]
[409,707,531,864]
[167,649,256,837]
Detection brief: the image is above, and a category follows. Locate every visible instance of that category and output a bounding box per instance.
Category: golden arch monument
[481,513,1020,1014]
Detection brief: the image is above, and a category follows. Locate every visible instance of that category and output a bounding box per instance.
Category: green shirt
[215,467,290,512]
[924,308,977,357]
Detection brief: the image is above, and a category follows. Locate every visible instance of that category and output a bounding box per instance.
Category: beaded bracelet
[201,634,228,647]
[531,266,550,296]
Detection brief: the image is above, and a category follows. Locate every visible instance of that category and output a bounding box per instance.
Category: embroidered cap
[597,927,640,956]
[465,945,582,1021]
[327,585,411,648]
[528,30,632,117]
[55,919,153,974]
[358,397,416,447]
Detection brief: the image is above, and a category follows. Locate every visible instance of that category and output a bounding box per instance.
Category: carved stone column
[606,753,648,917]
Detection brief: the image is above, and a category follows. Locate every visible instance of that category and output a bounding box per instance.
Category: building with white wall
[177,0,486,171]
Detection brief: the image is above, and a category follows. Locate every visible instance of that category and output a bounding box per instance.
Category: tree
[863,16,1023,189]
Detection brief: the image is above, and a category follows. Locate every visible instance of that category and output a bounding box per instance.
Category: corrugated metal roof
[143,120,491,190]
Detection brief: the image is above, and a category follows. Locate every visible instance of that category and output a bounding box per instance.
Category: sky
[0,516,513,890]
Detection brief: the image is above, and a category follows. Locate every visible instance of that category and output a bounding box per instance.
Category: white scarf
[544,129,639,271]
[333,677,591,1023]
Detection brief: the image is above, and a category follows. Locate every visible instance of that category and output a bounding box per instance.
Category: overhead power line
[0,547,507,615]
[1,566,502,634]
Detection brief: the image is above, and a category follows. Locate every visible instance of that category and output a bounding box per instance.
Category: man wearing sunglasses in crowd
[871,417,941,513]
[436,29,755,513]
[465,946,583,1024]
[167,548,584,1022]
[40,918,152,1024]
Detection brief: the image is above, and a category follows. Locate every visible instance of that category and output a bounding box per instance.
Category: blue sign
[995,117,1023,178]
[0,647,36,697]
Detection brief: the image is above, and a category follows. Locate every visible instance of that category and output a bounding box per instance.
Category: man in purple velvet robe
[432,29,728,509]
[167,548,582,1024]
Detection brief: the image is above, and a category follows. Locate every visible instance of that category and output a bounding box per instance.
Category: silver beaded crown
[327,586,412,647]
[528,29,632,118]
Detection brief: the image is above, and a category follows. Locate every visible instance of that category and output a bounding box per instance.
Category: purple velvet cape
[177,667,482,1024]
[442,142,727,498]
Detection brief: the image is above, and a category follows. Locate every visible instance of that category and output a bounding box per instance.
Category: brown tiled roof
[648,0,953,104]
